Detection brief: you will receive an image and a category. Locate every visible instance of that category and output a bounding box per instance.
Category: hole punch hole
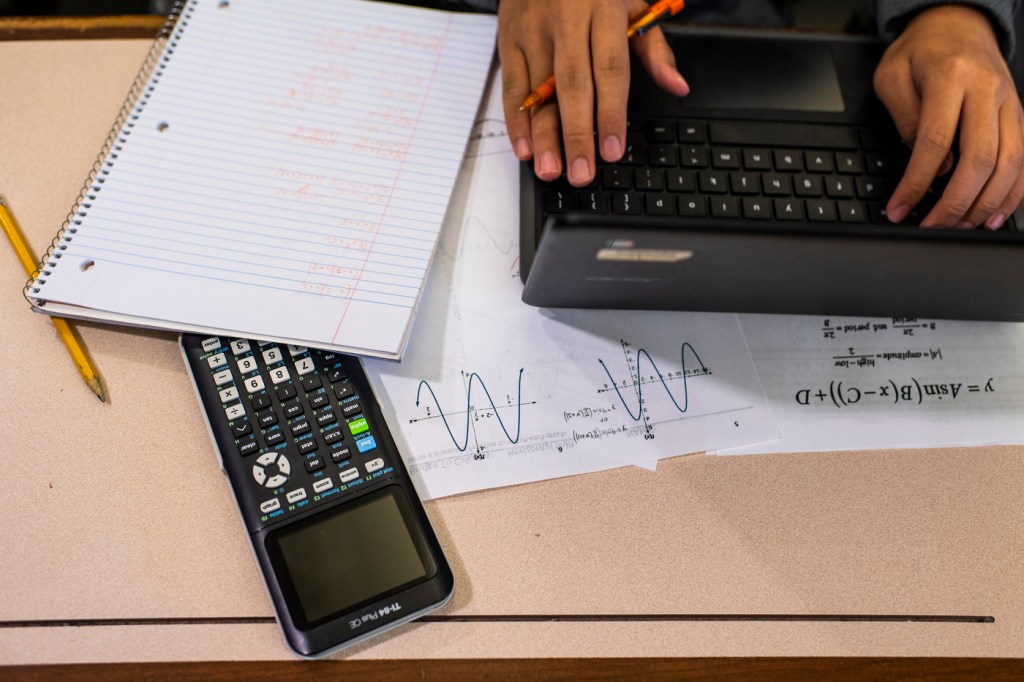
[80,259,95,272]
[157,122,170,133]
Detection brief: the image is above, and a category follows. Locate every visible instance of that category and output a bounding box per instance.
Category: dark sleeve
[875,0,1021,56]
[438,0,498,11]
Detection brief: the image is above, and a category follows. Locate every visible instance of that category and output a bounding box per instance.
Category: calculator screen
[267,486,436,629]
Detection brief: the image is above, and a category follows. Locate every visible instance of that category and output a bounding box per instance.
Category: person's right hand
[498,0,690,187]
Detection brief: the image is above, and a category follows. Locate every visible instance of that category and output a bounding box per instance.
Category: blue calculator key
[356,435,377,454]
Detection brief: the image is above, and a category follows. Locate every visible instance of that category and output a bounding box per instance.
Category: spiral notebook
[25,0,496,359]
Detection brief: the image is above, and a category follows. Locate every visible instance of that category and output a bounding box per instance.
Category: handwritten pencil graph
[412,368,529,455]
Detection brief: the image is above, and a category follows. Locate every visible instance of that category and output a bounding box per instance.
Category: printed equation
[822,318,938,339]
[796,377,995,408]
[832,347,943,368]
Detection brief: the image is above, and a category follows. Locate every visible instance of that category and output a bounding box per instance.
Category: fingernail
[676,70,690,96]
[601,135,622,161]
[538,151,559,179]
[957,220,974,229]
[514,137,532,160]
[887,204,910,223]
[569,157,591,185]
[986,213,1006,230]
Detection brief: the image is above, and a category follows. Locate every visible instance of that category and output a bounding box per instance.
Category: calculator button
[202,337,222,353]
[237,437,259,456]
[269,366,291,385]
[327,368,347,383]
[260,498,281,514]
[207,353,227,370]
[339,468,360,484]
[265,430,286,446]
[309,392,330,409]
[257,451,277,467]
[287,345,307,357]
[230,339,250,355]
[286,488,307,504]
[283,400,303,419]
[330,445,351,463]
[315,407,337,427]
[262,348,283,365]
[305,456,325,473]
[356,436,378,454]
[213,369,233,386]
[252,465,267,486]
[276,454,291,476]
[294,357,315,376]
[276,384,297,401]
[258,411,279,428]
[266,474,287,489]
[313,477,334,494]
[252,394,272,411]
[232,421,252,437]
[341,401,362,418]
[225,403,245,420]
[301,376,322,392]
[237,357,257,374]
[219,386,239,403]
[244,375,265,393]
[319,352,340,364]
[334,383,355,400]
[297,438,318,454]
[348,417,369,436]
[365,457,384,473]
[291,419,311,436]
[322,424,344,444]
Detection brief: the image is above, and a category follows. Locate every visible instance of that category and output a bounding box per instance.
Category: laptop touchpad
[670,34,845,112]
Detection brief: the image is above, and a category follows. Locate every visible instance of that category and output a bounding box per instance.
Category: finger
[873,60,921,146]
[590,3,630,162]
[984,108,1024,229]
[530,99,564,182]
[962,101,1024,227]
[920,85,999,228]
[553,20,596,186]
[497,44,535,161]
[631,25,689,97]
[887,78,963,224]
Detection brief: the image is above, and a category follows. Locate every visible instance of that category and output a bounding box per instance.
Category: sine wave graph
[598,341,710,428]
[414,368,526,454]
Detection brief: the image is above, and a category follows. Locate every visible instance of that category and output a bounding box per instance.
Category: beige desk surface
[1,37,1023,667]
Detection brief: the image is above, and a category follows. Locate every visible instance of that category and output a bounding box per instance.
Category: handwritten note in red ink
[29,0,497,359]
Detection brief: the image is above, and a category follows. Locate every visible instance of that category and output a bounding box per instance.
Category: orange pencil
[519,0,685,112]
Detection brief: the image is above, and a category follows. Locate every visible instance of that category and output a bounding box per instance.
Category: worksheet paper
[28,0,497,359]
[719,314,1024,454]
[364,74,777,500]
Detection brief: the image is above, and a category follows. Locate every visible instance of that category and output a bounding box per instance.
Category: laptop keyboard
[540,118,1014,230]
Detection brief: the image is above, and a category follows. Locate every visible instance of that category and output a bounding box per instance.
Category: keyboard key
[680,146,709,168]
[644,120,675,142]
[677,195,706,217]
[634,168,664,191]
[665,170,695,193]
[804,151,834,173]
[578,191,609,213]
[773,150,803,171]
[835,152,864,174]
[825,175,854,198]
[699,171,728,194]
[620,141,645,165]
[711,148,741,169]
[648,144,677,167]
[762,173,792,196]
[730,172,759,195]
[865,154,900,175]
[855,177,884,199]
[676,120,705,143]
[774,199,805,220]
[837,201,867,222]
[794,175,824,197]
[741,197,772,219]
[742,149,772,170]
[709,197,740,218]
[612,192,642,214]
[544,190,576,213]
[645,194,675,216]
[601,167,631,190]
[806,200,837,222]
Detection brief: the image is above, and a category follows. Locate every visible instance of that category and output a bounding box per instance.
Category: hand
[497,0,690,186]
[873,5,1024,229]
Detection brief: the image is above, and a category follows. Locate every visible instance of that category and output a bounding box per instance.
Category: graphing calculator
[181,333,453,658]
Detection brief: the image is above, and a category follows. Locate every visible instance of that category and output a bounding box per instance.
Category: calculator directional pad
[253,451,291,489]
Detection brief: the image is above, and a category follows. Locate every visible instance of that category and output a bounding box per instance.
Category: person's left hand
[873,5,1024,229]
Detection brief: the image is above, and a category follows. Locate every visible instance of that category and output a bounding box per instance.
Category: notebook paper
[27,0,497,359]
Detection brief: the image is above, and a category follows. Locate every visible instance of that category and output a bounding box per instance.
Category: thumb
[632,27,689,97]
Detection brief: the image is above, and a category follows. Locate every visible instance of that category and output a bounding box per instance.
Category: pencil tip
[87,377,107,402]
[517,106,525,111]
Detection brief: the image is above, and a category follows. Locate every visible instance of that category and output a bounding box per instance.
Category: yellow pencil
[0,195,106,402]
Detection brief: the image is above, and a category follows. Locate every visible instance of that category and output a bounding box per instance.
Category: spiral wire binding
[25,0,195,306]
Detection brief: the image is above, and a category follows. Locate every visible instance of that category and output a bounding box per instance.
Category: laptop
[518,25,1024,321]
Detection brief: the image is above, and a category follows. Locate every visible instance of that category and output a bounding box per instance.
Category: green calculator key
[348,417,369,436]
